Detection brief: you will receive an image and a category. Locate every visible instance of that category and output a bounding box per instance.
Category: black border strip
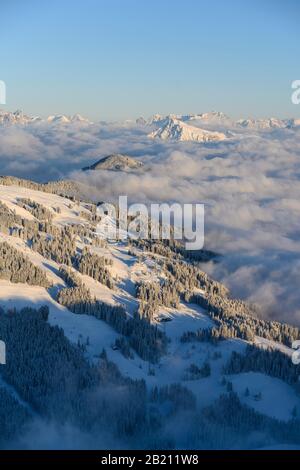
[0,450,300,464]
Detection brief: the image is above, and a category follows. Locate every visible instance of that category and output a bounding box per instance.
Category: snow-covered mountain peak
[47,114,71,124]
[148,117,228,143]
[236,117,287,130]
[0,109,35,125]
[286,118,300,128]
[147,114,166,126]
[0,109,92,127]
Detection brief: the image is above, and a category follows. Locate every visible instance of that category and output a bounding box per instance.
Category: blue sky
[1,0,299,120]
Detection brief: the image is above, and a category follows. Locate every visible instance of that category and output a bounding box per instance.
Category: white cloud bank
[0,119,300,324]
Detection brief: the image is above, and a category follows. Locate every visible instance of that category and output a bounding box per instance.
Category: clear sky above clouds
[1,0,300,120]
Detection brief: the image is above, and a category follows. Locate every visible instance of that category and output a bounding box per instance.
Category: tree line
[57,267,167,363]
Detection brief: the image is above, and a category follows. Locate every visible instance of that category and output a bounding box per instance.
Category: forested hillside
[0,177,300,449]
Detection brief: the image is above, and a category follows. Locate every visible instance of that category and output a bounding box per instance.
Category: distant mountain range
[145,111,230,127]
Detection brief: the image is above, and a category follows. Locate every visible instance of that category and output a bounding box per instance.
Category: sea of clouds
[0,119,299,324]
